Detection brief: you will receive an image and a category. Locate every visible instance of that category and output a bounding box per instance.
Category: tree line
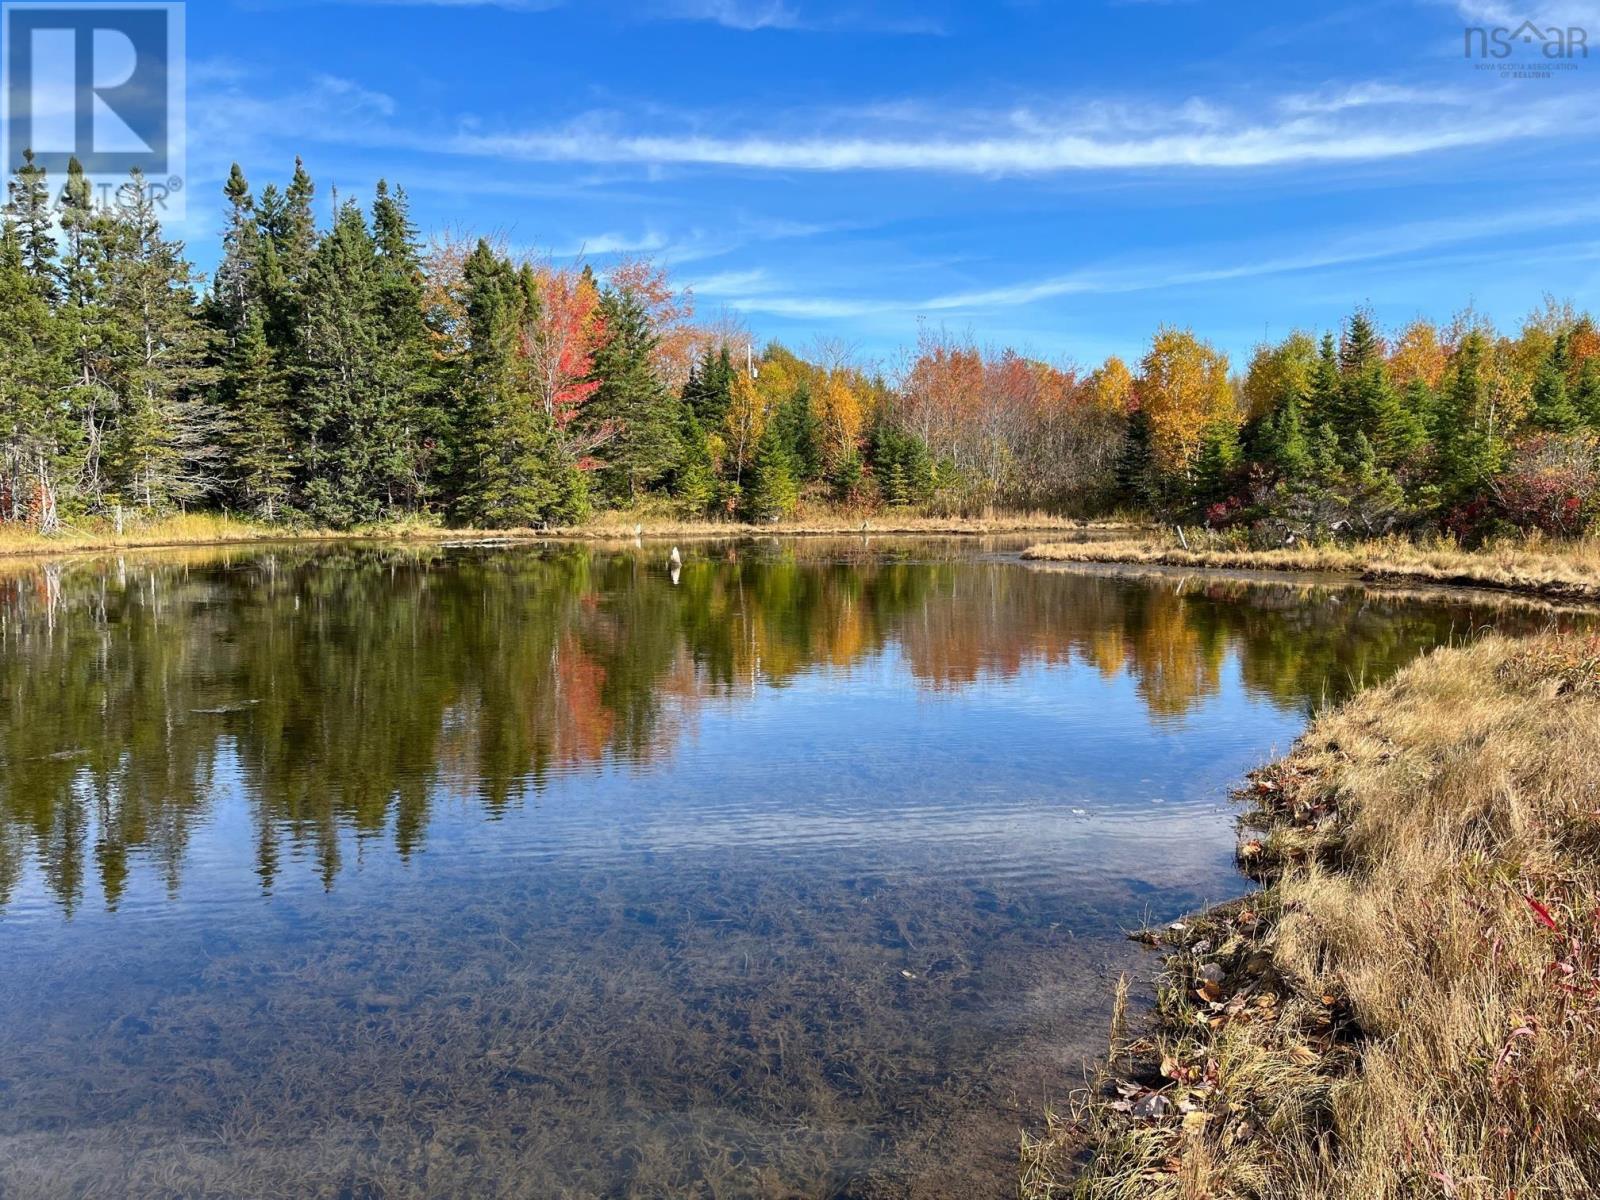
[3,154,1599,540]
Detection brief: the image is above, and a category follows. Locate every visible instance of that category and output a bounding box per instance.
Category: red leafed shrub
[1491,433,1600,537]
[1205,495,1246,529]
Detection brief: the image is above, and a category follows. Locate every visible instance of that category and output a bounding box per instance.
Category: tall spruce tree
[742,423,798,521]
[1529,332,1580,432]
[58,157,117,509]
[683,345,735,427]
[100,174,220,511]
[295,199,391,525]
[223,308,293,519]
[583,285,681,502]
[5,150,57,299]
[370,181,438,509]
[451,242,585,527]
[0,222,69,527]
[211,164,260,336]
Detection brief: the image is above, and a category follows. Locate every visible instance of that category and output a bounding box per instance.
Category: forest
[3,156,1600,543]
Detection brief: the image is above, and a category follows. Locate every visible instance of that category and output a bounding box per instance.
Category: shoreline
[0,513,1135,563]
[1023,535,1600,603]
[1025,631,1600,1198]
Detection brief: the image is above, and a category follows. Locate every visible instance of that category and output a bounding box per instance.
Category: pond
[0,538,1570,1198]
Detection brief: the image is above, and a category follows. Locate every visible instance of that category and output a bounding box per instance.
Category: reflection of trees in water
[0,545,1561,910]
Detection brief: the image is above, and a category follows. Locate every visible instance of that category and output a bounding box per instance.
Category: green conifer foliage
[583,285,681,503]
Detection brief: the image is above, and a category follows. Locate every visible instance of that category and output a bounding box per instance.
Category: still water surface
[0,539,1567,1198]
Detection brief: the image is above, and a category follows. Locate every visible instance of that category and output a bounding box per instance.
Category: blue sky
[179,0,1600,367]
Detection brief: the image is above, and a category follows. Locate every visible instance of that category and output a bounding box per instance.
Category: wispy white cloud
[654,0,944,33]
[1451,0,1600,24]
[711,198,1600,320]
[446,85,1593,175]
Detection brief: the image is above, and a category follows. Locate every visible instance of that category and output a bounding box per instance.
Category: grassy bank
[1024,631,1600,1199]
[0,509,1130,560]
[1024,533,1600,602]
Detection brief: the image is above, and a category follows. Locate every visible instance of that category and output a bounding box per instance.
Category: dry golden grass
[1029,631,1600,1200]
[0,508,1132,560]
[1023,533,1600,602]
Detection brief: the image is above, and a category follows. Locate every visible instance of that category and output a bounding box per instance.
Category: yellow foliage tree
[1137,327,1236,475]
[813,372,864,468]
[1387,319,1448,390]
[1087,356,1134,413]
[724,368,770,484]
[1241,332,1316,420]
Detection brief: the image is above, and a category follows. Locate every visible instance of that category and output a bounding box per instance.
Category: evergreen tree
[58,157,117,509]
[1338,310,1382,377]
[5,150,57,299]
[1307,333,1342,437]
[0,223,70,527]
[1265,385,1311,481]
[1529,332,1580,431]
[869,422,933,506]
[1193,419,1241,507]
[211,164,260,336]
[1366,367,1426,469]
[100,174,220,511]
[774,378,822,481]
[743,424,798,521]
[369,180,436,508]
[257,158,317,354]
[583,285,681,502]
[1113,408,1156,508]
[295,200,392,525]
[672,408,717,515]
[223,308,293,519]
[829,449,864,503]
[682,346,735,427]
[1434,333,1504,500]
[1575,357,1600,429]
[452,243,586,527]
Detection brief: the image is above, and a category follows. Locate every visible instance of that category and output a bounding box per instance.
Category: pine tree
[1266,385,1311,481]
[583,285,680,502]
[1367,367,1426,468]
[1338,310,1382,377]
